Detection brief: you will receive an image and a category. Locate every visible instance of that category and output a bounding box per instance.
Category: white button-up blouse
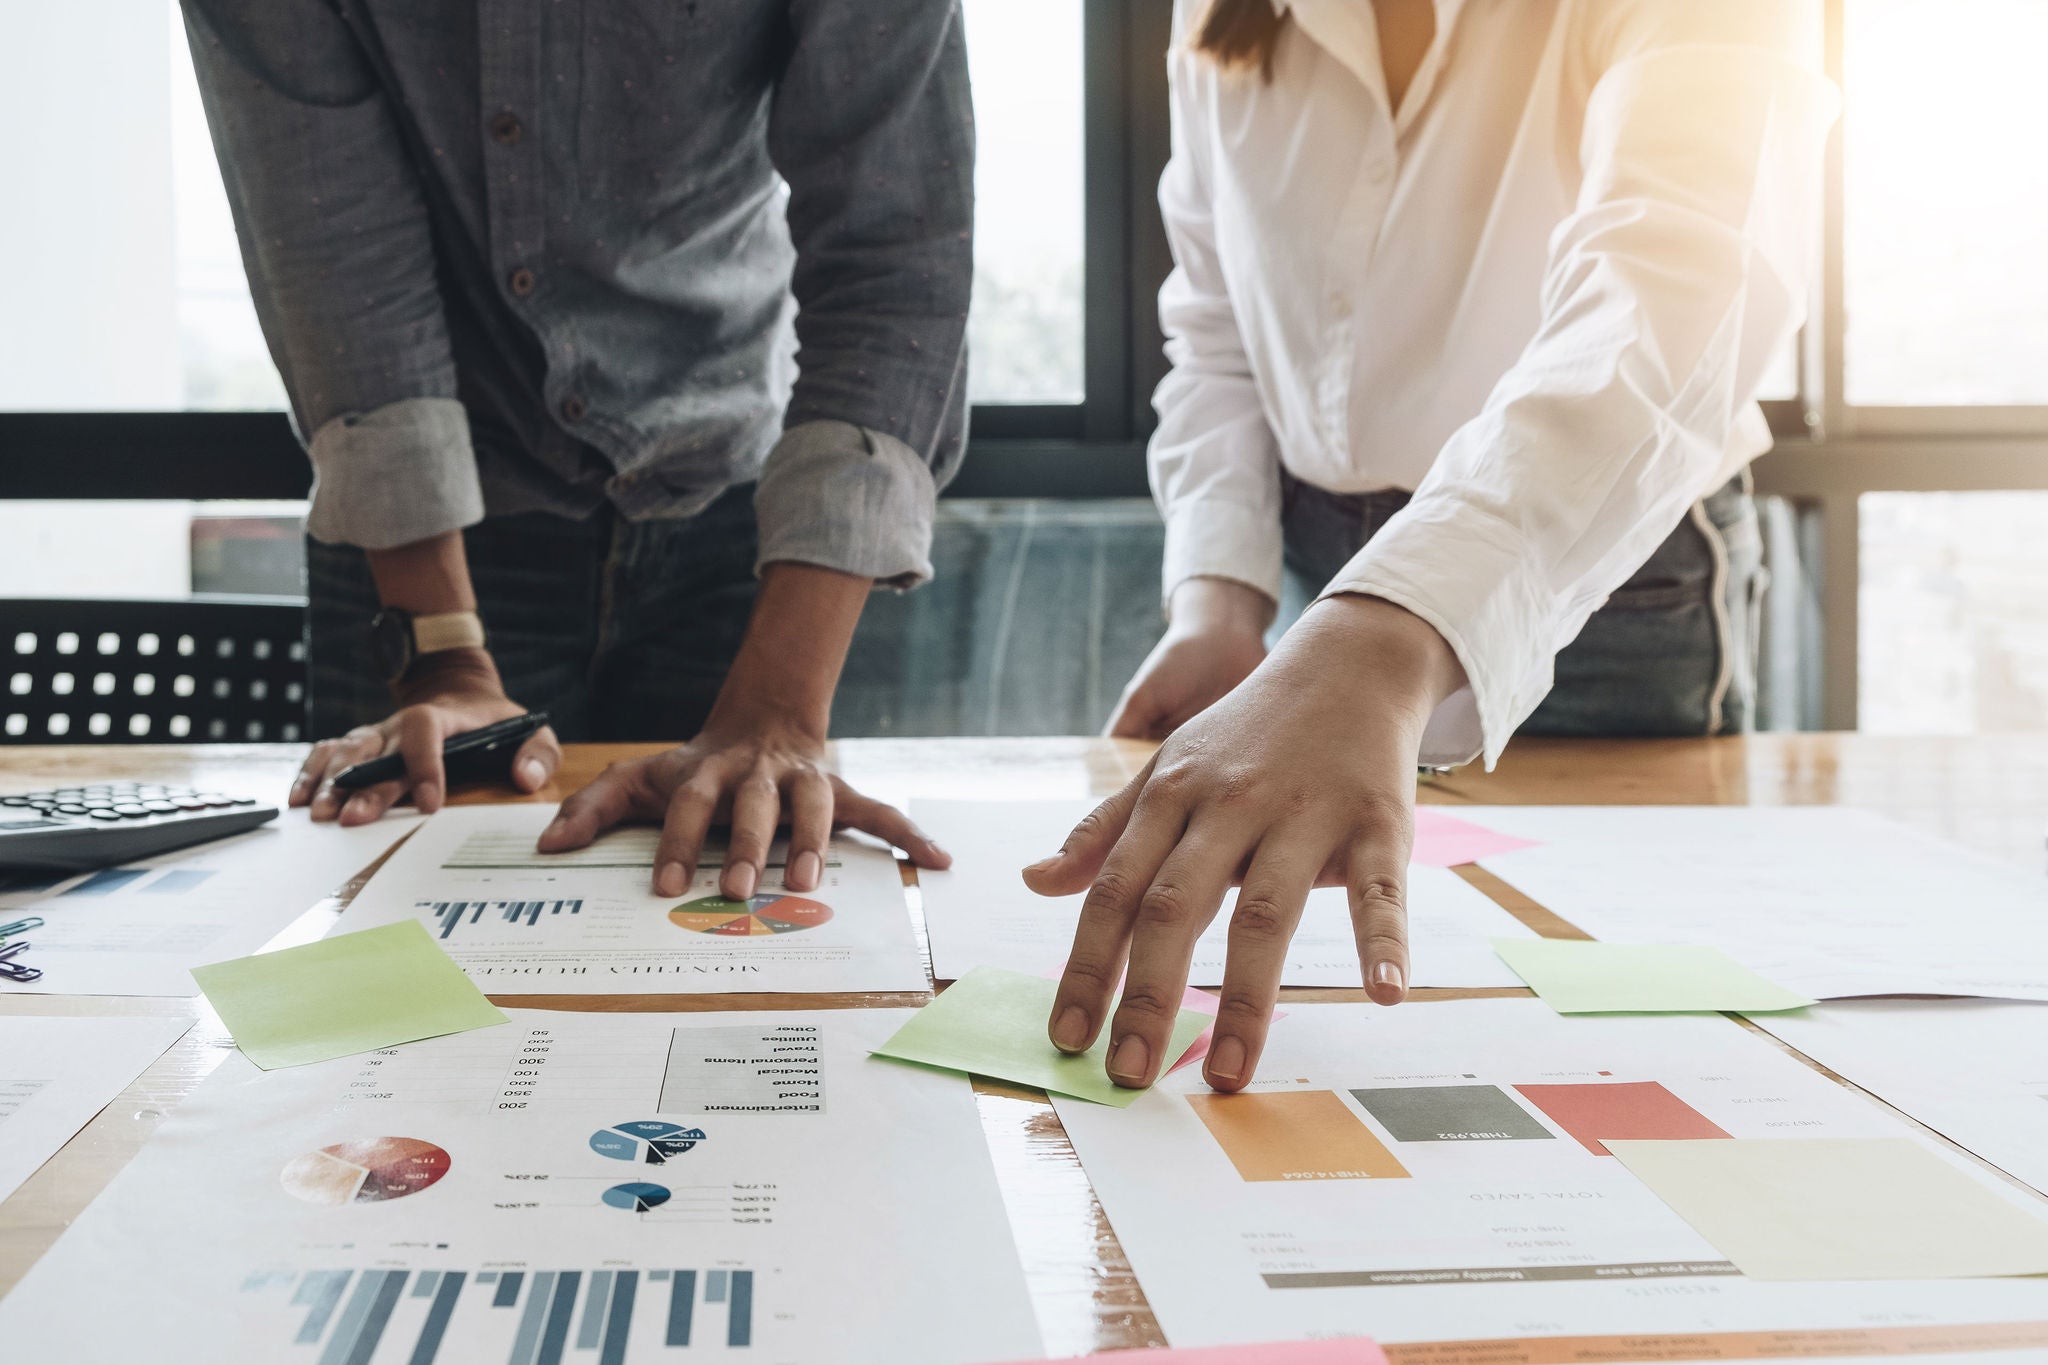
[1149,0,1838,765]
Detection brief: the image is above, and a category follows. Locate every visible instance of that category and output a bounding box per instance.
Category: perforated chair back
[2,598,308,744]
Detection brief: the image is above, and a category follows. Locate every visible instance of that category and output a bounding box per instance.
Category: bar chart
[417,900,585,940]
[250,1264,758,1363]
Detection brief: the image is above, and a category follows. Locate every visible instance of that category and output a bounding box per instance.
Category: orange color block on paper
[1188,1091,1410,1182]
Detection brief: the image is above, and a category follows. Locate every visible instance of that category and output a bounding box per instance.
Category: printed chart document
[0,1009,1042,1364]
[1756,999,2048,1199]
[1052,999,2048,1358]
[1466,805,2048,1000]
[0,810,420,996]
[329,806,928,994]
[0,1014,191,1203]
[910,799,1536,987]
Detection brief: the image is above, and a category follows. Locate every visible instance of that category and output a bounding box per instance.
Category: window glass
[1860,491,2048,731]
[1844,0,2048,405]
[961,0,1087,404]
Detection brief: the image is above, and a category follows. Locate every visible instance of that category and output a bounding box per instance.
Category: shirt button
[489,111,524,145]
[508,267,536,297]
[560,394,588,424]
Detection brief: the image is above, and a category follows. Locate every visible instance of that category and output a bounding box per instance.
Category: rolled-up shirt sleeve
[182,0,480,549]
[1318,0,1838,767]
[1149,40,1287,610]
[762,0,974,588]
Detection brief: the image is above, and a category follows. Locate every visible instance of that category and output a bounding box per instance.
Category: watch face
[369,610,414,683]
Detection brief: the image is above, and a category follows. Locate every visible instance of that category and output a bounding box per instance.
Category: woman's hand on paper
[292,649,559,825]
[1028,594,1464,1093]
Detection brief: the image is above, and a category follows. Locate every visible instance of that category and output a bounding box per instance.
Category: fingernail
[793,850,822,889]
[730,862,758,900]
[1107,1034,1151,1086]
[539,817,565,842]
[1023,854,1058,876]
[416,781,441,811]
[520,758,546,789]
[656,862,686,897]
[1052,1005,1090,1052]
[1208,1036,1247,1084]
[1371,960,1406,996]
[290,774,312,796]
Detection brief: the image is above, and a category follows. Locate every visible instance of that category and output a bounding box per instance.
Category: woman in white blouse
[1029,0,1837,1091]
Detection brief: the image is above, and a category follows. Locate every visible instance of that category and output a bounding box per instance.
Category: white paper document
[0,1008,1042,1364]
[1466,805,2048,1001]
[0,1014,192,1204]
[1756,998,2048,1200]
[910,799,1536,987]
[328,806,929,995]
[1052,999,2048,1356]
[0,810,421,996]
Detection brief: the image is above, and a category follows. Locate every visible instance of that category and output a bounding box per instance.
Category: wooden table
[3,734,2047,1358]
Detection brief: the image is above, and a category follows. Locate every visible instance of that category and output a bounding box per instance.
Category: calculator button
[143,801,179,814]
[228,797,259,806]
[196,795,236,808]
[0,797,28,807]
[88,809,124,821]
[111,804,150,818]
[54,804,89,816]
[174,798,209,811]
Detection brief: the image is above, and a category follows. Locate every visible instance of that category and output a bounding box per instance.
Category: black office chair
[1,598,308,744]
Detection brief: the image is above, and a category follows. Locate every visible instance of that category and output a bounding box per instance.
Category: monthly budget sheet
[0,1009,1041,1364]
[329,806,928,994]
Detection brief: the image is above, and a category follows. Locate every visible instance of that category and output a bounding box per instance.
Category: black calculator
[0,781,277,872]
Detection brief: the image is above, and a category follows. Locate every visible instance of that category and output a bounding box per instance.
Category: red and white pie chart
[280,1138,452,1206]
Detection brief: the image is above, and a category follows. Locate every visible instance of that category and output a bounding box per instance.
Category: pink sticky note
[984,1340,1386,1365]
[1410,807,1540,867]
[1037,970,1285,1074]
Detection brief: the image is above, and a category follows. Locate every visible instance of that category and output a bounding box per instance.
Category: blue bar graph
[667,1269,696,1346]
[63,867,148,896]
[419,899,585,939]
[407,1271,465,1365]
[728,1271,753,1348]
[600,1272,637,1365]
[253,1264,759,1359]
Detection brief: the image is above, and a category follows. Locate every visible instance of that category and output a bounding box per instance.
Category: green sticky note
[1491,937,1816,1014]
[872,966,1210,1106]
[192,920,508,1069]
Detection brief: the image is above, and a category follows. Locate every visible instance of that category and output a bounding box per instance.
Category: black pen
[332,712,551,791]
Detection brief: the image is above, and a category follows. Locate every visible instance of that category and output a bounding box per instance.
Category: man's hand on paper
[1026,594,1464,1093]
[535,561,950,900]
[293,649,559,825]
[1106,577,1273,741]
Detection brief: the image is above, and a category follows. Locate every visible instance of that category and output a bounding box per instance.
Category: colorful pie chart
[280,1138,451,1206]
[602,1182,672,1212]
[668,892,833,936]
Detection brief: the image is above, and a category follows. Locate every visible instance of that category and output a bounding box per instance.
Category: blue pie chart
[589,1119,706,1164]
[601,1182,671,1212]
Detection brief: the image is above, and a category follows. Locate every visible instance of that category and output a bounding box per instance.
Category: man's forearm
[366,530,477,615]
[708,561,873,739]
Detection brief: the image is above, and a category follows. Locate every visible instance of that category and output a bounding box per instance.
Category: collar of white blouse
[1273,0,1470,136]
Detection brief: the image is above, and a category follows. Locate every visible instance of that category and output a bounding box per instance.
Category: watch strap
[411,610,487,656]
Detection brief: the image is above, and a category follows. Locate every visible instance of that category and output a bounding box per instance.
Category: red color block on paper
[1512,1080,1731,1156]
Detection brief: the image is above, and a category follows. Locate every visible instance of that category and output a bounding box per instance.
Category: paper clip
[0,938,41,984]
[0,915,44,941]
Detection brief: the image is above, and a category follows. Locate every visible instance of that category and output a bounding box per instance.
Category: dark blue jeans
[1278,475,1764,736]
[306,485,760,742]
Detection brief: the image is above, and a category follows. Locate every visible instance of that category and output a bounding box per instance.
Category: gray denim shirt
[183,0,974,586]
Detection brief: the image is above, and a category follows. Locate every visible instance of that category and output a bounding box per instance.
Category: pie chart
[602,1182,672,1212]
[668,892,833,936]
[590,1119,707,1164]
[280,1138,451,1206]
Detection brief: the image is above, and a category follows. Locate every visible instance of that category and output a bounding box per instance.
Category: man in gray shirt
[185,0,972,895]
